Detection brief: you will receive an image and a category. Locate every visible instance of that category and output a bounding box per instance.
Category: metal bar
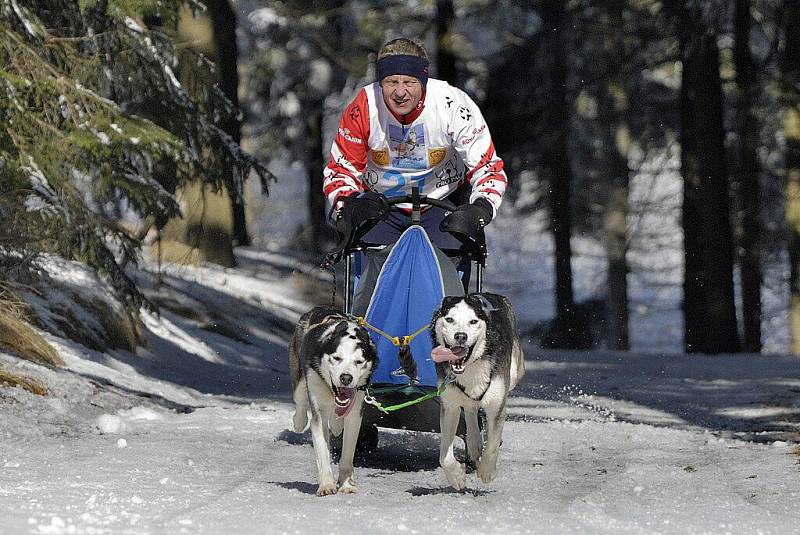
[411,186,421,225]
[476,262,483,293]
[344,253,352,313]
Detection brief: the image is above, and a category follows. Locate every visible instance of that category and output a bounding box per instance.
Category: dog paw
[292,411,308,433]
[443,462,466,490]
[316,482,338,496]
[477,459,497,484]
[338,481,357,494]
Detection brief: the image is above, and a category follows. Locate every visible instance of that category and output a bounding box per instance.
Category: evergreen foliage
[0,0,270,307]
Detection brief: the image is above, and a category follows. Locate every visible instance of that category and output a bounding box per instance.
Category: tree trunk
[734,0,762,352]
[436,0,457,83]
[157,3,236,268]
[206,0,250,247]
[600,0,630,351]
[679,1,740,353]
[539,0,584,349]
[307,109,328,250]
[301,0,343,249]
[781,0,800,354]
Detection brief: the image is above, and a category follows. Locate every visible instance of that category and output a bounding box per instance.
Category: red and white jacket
[323,78,507,218]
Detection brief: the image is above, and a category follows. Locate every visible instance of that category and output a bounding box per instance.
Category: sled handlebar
[378,194,487,263]
[385,195,457,213]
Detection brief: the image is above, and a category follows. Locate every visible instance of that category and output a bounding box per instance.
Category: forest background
[1,0,799,388]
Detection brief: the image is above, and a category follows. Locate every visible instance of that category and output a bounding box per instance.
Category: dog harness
[349,314,450,413]
[361,382,446,414]
[323,78,507,219]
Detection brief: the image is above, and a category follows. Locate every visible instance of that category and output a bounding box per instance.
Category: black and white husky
[430,293,525,490]
[288,306,378,496]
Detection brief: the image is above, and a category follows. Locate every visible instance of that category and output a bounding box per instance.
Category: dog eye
[469,319,479,325]
[331,355,342,362]
[355,359,364,366]
[444,317,454,323]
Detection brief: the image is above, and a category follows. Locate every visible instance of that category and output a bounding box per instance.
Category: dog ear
[332,320,349,339]
[464,294,491,321]
[320,320,349,344]
[440,295,461,313]
[354,325,376,350]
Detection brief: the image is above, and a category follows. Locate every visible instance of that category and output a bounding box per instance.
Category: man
[324,37,507,257]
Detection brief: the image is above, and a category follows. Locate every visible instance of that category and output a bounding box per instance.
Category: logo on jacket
[462,124,486,145]
[338,127,363,145]
[434,158,463,188]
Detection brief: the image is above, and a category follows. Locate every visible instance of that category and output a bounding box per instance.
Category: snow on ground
[1,247,799,535]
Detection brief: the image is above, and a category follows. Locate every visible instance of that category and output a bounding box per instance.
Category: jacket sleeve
[323,89,371,215]
[449,89,507,218]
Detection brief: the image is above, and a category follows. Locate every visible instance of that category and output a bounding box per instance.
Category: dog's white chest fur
[451,359,492,402]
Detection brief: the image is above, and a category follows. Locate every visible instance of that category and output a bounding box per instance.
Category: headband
[376,55,429,87]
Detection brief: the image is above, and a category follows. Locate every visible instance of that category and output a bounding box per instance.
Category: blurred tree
[780,0,800,354]
[207,0,250,247]
[482,3,545,211]
[311,2,346,250]
[436,0,456,83]
[678,0,741,353]
[597,0,632,350]
[734,0,763,352]
[539,0,585,349]
[241,1,432,249]
[541,0,586,349]
[481,1,592,348]
[242,1,350,249]
[156,0,257,267]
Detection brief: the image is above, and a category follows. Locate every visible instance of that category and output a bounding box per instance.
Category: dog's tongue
[431,345,467,363]
[334,387,357,418]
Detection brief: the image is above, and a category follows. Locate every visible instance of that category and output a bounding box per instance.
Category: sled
[329,188,487,451]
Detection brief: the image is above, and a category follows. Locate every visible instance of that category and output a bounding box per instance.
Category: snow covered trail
[1,387,797,535]
[1,249,799,534]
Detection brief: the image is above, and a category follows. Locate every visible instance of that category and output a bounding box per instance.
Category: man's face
[381,75,423,116]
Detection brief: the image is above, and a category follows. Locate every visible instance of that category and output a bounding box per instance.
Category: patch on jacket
[428,148,447,166]
[371,149,390,166]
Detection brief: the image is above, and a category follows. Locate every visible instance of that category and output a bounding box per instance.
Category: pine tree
[0,0,270,307]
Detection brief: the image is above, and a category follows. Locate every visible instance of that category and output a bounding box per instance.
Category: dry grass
[0,367,48,395]
[0,288,63,367]
[72,294,142,353]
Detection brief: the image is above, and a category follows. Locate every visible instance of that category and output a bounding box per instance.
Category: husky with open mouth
[288,306,378,496]
[430,293,525,490]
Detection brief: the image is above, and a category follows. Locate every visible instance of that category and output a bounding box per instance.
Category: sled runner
[325,188,487,451]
